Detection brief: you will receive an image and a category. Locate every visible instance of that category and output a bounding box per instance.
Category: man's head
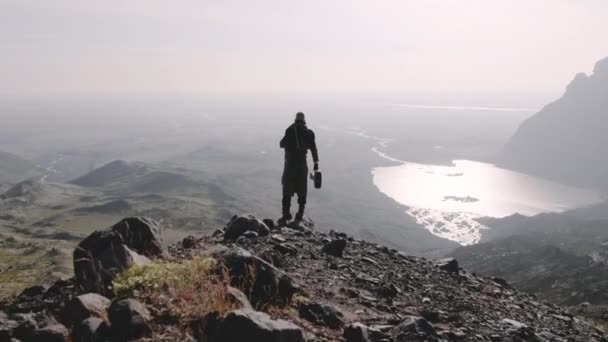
[295,112,306,124]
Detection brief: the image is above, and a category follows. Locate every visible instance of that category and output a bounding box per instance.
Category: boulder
[181,235,198,249]
[224,215,271,240]
[110,217,166,257]
[108,299,151,341]
[74,230,150,295]
[391,316,437,341]
[298,302,344,329]
[322,239,347,257]
[343,323,370,342]
[199,309,306,342]
[24,324,68,342]
[63,293,110,326]
[262,219,276,230]
[213,247,298,305]
[71,317,110,342]
[434,258,459,274]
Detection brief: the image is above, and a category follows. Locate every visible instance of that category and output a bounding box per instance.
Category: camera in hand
[310,170,322,189]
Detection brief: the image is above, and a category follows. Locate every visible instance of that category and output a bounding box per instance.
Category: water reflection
[372,160,602,245]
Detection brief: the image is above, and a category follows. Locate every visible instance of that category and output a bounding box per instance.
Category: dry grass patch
[112,256,239,325]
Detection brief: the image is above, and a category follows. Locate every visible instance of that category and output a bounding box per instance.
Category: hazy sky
[2,1,607,98]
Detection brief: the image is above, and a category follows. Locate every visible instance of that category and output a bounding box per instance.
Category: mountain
[499,56,608,191]
[0,215,605,341]
[70,160,148,187]
[0,161,242,297]
[0,150,41,185]
[451,235,608,306]
[450,213,608,306]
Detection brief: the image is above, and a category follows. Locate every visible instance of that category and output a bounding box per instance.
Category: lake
[372,159,603,245]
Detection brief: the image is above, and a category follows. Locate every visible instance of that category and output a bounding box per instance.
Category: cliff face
[1,215,606,341]
[499,57,608,192]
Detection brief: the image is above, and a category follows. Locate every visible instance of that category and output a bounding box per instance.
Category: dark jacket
[280,123,319,163]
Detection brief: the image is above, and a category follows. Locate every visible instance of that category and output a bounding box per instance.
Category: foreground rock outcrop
[1,214,607,341]
[73,217,163,295]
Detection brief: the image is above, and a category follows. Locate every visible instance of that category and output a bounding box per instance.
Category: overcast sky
[1,0,607,98]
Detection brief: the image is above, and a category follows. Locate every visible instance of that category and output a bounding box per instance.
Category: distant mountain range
[499,56,608,192]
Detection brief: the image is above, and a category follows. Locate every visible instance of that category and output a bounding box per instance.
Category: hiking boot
[278,212,292,226]
[295,207,305,221]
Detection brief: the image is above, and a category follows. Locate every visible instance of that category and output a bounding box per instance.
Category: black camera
[310,170,322,189]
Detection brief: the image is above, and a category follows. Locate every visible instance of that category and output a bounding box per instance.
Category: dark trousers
[281,157,308,215]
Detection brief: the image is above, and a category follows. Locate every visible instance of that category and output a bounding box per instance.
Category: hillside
[499,56,608,191]
[0,161,242,297]
[0,215,605,341]
[451,234,608,306]
[449,210,608,311]
[0,150,41,185]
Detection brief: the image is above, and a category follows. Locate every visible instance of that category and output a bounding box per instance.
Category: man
[279,112,319,225]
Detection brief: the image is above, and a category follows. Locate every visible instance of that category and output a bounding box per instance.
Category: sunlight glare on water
[372,160,603,245]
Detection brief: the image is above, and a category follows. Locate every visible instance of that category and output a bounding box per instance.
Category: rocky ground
[1,215,607,341]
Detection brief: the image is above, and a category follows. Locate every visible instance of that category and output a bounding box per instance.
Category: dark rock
[322,239,347,257]
[74,229,150,295]
[391,316,437,341]
[298,302,344,329]
[110,217,167,257]
[213,247,298,305]
[202,309,306,342]
[434,257,459,274]
[190,311,222,341]
[378,284,401,298]
[71,317,110,342]
[24,324,68,342]
[343,323,370,342]
[45,279,73,297]
[108,299,152,341]
[274,243,298,256]
[224,215,270,240]
[262,219,276,230]
[182,235,197,249]
[18,285,47,298]
[212,229,224,238]
[63,293,110,326]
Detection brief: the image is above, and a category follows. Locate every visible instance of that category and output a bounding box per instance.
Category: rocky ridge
[0,215,606,341]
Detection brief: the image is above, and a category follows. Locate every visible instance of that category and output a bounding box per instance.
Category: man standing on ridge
[279,112,319,225]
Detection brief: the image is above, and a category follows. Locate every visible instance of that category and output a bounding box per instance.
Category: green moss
[112,256,219,298]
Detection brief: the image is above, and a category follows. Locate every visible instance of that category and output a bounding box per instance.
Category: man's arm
[309,130,319,168]
[280,128,289,148]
